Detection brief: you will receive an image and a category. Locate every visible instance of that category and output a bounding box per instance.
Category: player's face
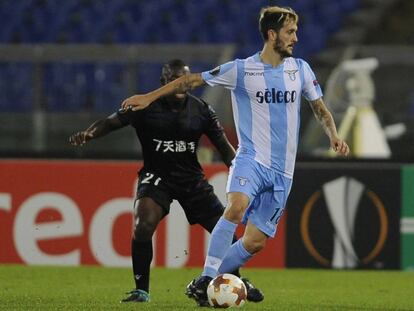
[273,20,298,58]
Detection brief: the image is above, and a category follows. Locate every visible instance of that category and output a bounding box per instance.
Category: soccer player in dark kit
[69,59,263,303]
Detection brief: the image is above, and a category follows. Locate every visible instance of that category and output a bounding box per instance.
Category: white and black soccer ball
[207,273,247,308]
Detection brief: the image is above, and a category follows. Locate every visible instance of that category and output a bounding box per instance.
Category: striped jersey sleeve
[298,59,323,101]
[201,61,238,90]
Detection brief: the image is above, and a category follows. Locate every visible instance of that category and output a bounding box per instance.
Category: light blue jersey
[202,52,322,178]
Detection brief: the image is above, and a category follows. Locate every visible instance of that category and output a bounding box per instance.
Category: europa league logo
[300,176,388,268]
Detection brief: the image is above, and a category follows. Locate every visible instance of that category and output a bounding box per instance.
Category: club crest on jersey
[209,66,221,76]
[284,69,298,81]
[236,176,248,186]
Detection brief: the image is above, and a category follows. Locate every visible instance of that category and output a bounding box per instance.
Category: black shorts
[136,169,224,225]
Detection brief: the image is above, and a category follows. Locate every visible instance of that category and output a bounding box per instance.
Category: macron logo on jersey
[244,71,264,77]
[256,88,297,104]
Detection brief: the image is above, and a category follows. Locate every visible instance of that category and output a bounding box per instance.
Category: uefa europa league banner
[286,162,401,269]
[0,160,285,268]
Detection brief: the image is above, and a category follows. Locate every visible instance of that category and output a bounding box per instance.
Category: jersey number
[270,207,282,224]
[141,173,162,186]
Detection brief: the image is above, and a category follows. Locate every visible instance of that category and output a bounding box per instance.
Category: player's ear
[268,29,277,41]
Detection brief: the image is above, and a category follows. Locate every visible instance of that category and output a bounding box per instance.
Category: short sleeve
[300,60,323,101]
[201,60,237,90]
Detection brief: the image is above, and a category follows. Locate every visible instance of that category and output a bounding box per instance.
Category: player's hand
[330,136,350,156]
[121,94,153,111]
[69,128,96,146]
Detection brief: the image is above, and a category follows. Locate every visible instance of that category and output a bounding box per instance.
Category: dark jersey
[117,94,225,184]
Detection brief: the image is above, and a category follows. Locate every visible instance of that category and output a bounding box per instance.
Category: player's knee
[224,193,249,223]
[223,205,244,223]
[134,219,157,241]
[242,236,266,254]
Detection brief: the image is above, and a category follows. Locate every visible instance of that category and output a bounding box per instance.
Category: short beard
[273,37,292,58]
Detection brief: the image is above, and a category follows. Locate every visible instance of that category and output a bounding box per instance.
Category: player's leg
[185,192,250,306]
[215,168,291,302]
[218,219,267,274]
[180,187,241,274]
[202,155,261,279]
[122,171,172,303]
[219,183,289,275]
[198,214,264,302]
[197,214,241,275]
[217,171,291,301]
[178,180,244,305]
[176,178,246,280]
[184,168,254,279]
[202,192,249,276]
[122,197,164,303]
[186,156,262,305]
[133,198,164,290]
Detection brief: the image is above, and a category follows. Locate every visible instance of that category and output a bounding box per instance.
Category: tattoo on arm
[310,99,337,138]
[176,79,190,93]
[175,73,205,93]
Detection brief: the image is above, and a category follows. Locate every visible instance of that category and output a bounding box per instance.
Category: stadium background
[0,0,413,271]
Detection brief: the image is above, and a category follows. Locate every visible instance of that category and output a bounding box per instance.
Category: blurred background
[1,0,414,272]
[0,0,413,161]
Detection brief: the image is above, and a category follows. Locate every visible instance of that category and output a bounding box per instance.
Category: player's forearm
[148,73,205,100]
[316,110,338,139]
[221,148,236,168]
[122,74,205,111]
[214,136,236,168]
[85,118,121,139]
[84,120,110,139]
[310,99,338,139]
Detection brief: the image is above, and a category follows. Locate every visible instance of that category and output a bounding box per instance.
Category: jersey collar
[254,52,286,69]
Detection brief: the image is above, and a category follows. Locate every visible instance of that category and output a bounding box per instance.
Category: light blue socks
[218,239,252,274]
[202,217,238,278]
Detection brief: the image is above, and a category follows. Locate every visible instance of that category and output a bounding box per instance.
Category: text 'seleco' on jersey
[202,52,322,178]
[117,94,225,184]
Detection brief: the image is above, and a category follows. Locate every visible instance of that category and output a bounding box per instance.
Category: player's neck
[260,43,284,67]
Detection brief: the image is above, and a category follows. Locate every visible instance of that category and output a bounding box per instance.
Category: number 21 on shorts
[141,172,162,186]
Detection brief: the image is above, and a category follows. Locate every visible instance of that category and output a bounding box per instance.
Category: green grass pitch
[1,265,413,310]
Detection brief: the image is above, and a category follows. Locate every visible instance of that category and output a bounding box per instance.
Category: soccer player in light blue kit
[121,6,349,306]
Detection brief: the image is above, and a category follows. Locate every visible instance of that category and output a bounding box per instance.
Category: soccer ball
[207,273,247,308]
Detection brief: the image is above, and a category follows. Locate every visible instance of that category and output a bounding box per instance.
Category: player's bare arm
[309,98,350,156]
[121,73,205,111]
[69,113,125,146]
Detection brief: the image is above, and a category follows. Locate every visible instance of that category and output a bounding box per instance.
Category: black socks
[131,239,153,293]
